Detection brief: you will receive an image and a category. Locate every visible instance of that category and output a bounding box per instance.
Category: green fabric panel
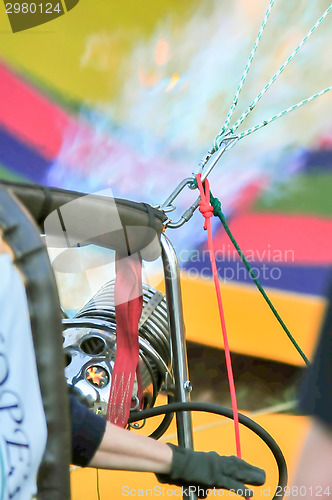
[253,173,332,217]
[0,164,27,182]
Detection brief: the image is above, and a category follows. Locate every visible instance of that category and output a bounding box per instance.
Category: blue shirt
[70,395,107,466]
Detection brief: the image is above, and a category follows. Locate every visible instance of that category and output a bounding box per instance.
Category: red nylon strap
[196,173,242,459]
[107,253,143,427]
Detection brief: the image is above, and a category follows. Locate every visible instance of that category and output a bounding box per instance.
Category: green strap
[209,191,310,366]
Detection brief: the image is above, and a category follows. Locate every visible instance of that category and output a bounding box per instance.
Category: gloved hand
[156,444,265,498]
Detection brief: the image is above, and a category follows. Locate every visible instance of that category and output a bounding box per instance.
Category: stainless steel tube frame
[161,233,196,500]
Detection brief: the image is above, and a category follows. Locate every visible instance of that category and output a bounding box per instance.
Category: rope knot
[210,195,222,216]
[198,200,213,229]
[196,173,213,230]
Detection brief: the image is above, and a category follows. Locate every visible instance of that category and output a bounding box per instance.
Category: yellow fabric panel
[70,412,310,499]
[156,272,326,366]
[0,0,199,103]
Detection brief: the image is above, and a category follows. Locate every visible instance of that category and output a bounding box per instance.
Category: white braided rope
[211,3,332,151]
[237,85,332,140]
[221,0,276,133]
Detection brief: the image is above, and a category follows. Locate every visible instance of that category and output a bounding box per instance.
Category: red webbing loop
[107,253,143,427]
[196,173,242,458]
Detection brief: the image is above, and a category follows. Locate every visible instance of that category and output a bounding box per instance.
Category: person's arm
[89,420,172,473]
[88,421,265,498]
[85,414,265,499]
[69,352,265,498]
[70,394,171,473]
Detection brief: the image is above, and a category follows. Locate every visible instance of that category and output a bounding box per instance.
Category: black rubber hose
[129,402,287,500]
[0,188,71,500]
[148,396,175,441]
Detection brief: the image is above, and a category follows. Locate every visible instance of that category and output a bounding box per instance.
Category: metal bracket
[157,132,239,229]
[156,177,195,213]
[195,132,239,183]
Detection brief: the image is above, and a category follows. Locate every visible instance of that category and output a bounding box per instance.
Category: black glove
[156,444,265,498]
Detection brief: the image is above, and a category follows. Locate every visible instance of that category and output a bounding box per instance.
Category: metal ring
[130,396,140,412]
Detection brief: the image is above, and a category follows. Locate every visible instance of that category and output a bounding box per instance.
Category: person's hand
[156,444,265,498]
